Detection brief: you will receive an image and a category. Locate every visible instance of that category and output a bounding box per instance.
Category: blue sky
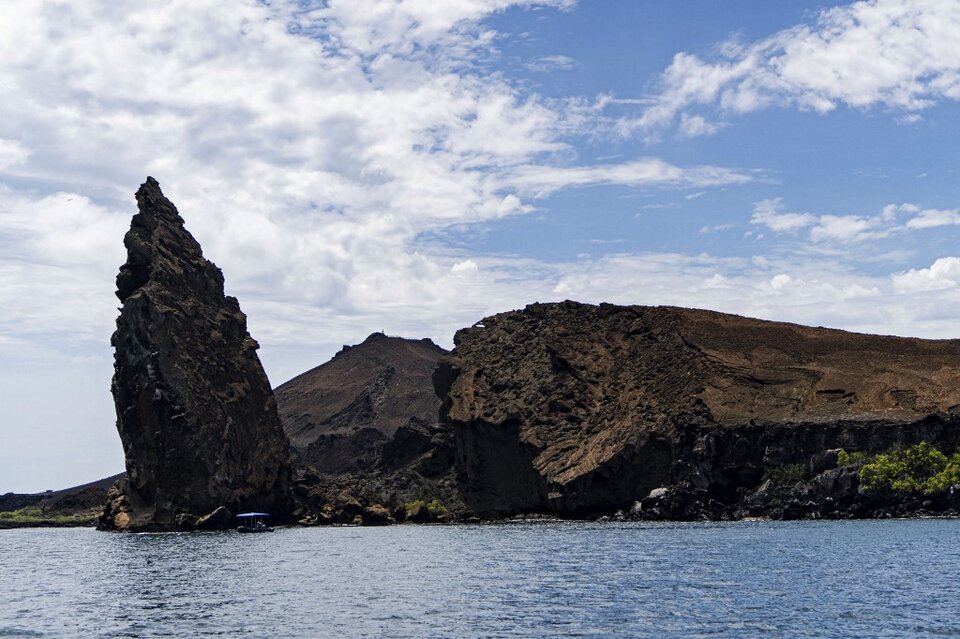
[2,0,960,491]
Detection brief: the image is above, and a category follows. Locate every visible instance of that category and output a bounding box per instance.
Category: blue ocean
[2,520,958,637]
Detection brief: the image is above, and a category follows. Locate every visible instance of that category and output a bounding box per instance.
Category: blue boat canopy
[237,512,271,518]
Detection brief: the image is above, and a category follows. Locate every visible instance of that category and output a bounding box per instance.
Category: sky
[2,0,960,492]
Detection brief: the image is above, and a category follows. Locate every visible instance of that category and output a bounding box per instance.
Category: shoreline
[6,511,960,531]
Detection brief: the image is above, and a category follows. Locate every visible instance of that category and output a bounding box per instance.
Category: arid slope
[437,301,960,517]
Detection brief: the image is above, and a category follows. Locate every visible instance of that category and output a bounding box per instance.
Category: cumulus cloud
[750,198,816,233]
[625,0,960,135]
[892,257,960,293]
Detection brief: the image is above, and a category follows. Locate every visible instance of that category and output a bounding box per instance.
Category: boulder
[808,449,840,476]
[405,503,434,523]
[362,504,392,526]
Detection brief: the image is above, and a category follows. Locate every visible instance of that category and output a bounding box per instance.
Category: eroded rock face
[437,301,960,518]
[275,333,447,473]
[99,177,292,531]
[276,333,463,523]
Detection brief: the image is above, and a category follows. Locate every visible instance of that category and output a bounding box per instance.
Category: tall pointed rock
[100,177,292,531]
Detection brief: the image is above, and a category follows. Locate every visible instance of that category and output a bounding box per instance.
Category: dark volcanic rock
[100,177,292,531]
[437,301,960,518]
[275,333,463,521]
[275,333,446,473]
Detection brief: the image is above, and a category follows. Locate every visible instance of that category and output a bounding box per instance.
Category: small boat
[236,512,274,533]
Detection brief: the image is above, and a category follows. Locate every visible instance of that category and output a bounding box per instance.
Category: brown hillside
[437,301,960,517]
[275,333,447,473]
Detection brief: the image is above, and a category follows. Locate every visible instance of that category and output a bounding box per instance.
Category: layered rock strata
[436,301,960,518]
[99,177,292,531]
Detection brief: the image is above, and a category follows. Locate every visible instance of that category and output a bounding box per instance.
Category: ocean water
[2,520,959,638]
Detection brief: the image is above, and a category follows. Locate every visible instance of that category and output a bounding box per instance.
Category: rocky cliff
[276,333,461,524]
[99,177,292,531]
[436,301,960,518]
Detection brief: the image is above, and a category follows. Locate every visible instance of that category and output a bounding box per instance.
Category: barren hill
[275,333,447,473]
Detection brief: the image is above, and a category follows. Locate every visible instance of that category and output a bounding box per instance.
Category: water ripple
[2,520,960,637]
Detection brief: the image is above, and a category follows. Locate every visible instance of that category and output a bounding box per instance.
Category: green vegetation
[837,449,873,467]
[859,442,960,495]
[403,498,448,516]
[0,506,100,526]
[763,463,807,487]
[426,499,448,516]
[404,499,424,513]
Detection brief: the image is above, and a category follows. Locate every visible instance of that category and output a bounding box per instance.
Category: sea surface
[2,519,959,638]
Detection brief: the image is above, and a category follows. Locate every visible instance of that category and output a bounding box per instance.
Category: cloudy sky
[2,0,960,491]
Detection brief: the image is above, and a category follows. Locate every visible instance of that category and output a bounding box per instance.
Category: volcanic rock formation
[436,301,960,518]
[100,177,292,531]
[276,333,461,523]
[276,333,447,473]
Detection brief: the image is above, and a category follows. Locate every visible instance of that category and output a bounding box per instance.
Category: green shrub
[837,449,872,467]
[426,499,448,516]
[763,463,807,486]
[922,452,960,495]
[403,498,448,516]
[404,499,425,513]
[859,442,958,495]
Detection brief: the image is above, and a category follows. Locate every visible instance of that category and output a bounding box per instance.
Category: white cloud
[892,257,960,292]
[678,114,722,138]
[451,259,479,274]
[809,214,892,242]
[0,139,28,171]
[626,0,960,134]
[699,223,734,234]
[750,198,816,232]
[769,273,793,290]
[298,0,575,57]
[505,159,751,198]
[751,198,960,243]
[904,207,960,229]
[526,54,577,72]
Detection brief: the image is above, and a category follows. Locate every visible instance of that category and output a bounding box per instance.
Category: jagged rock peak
[116,177,220,302]
[100,177,292,532]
